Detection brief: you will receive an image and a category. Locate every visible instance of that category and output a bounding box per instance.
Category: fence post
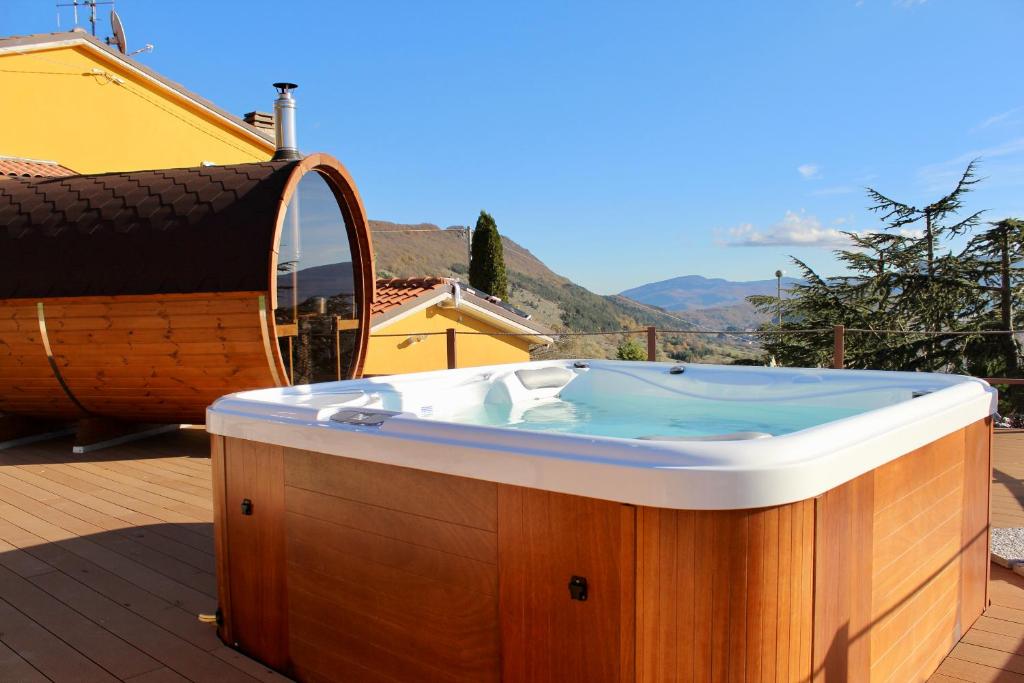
[833,325,845,369]
[647,326,657,361]
[446,328,457,369]
[334,318,341,380]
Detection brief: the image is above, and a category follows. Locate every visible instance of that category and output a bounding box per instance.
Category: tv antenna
[56,0,114,36]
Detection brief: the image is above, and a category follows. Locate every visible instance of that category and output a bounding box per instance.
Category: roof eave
[0,33,275,149]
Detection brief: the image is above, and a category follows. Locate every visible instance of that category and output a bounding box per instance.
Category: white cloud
[917,137,1024,192]
[797,163,821,179]
[724,211,852,248]
[971,107,1023,133]
[895,0,927,6]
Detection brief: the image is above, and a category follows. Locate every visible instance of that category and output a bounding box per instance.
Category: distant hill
[370,221,758,363]
[620,274,801,311]
[293,261,354,301]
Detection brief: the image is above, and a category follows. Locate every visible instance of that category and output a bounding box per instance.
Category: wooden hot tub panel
[211,417,991,683]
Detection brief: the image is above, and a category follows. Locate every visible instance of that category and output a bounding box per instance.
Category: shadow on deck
[0,427,287,682]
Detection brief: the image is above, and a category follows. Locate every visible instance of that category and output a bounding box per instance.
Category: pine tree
[749,162,988,373]
[468,210,509,299]
[964,219,1024,379]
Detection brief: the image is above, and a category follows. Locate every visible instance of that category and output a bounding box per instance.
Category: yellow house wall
[364,305,534,375]
[0,43,273,173]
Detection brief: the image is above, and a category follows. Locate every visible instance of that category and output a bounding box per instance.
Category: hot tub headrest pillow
[514,366,576,390]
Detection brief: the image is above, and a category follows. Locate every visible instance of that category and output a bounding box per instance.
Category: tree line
[748,161,1024,409]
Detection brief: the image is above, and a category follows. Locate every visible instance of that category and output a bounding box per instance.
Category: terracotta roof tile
[0,157,77,178]
[371,277,450,317]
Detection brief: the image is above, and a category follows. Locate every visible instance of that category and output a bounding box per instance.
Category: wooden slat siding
[283,447,498,532]
[813,471,874,683]
[636,502,814,683]
[222,439,289,671]
[281,448,499,682]
[0,300,81,419]
[871,430,969,683]
[962,418,993,629]
[286,486,495,563]
[619,503,638,682]
[498,485,634,683]
[211,435,234,647]
[808,421,992,682]
[1,291,276,423]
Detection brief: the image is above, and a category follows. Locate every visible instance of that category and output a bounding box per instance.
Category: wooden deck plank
[0,640,50,683]
[930,433,1024,681]
[0,429,286,683]
[0,595,120,682]
[0,564,163,679]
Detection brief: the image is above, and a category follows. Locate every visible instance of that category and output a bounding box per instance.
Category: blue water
[443,394,867,439]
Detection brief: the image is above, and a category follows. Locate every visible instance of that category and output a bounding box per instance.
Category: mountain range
[619,275,802,311]
[369,221,759,363]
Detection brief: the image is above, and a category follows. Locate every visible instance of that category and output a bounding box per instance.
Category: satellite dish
[108,10,127,54]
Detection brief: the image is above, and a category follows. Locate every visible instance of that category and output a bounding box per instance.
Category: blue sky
[5,1,1024,294]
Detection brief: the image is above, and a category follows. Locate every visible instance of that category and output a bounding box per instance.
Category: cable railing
[288,323,1024,386]
[375,324,1024,386]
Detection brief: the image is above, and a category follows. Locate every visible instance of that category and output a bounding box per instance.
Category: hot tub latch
[241,498,253,516]
[568,575,588,601]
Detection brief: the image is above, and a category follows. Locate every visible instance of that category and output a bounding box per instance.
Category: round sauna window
[275,170,362,384]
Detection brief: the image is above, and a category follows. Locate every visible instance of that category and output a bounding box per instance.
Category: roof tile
[0,160,299,299]
[0,157,77,178]
[371,277,450,317]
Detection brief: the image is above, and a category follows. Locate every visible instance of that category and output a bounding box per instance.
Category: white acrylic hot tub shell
[206,360,997,510]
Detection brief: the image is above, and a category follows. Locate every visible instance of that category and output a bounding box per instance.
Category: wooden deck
[0,427,1023,682]
[0,427,288,682]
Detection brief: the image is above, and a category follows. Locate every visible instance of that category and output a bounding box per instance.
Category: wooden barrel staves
[0,153,375,425]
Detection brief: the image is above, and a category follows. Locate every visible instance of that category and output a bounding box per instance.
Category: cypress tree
[469,210,509,299]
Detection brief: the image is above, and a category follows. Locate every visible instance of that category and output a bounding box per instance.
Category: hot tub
[207,360,996,682]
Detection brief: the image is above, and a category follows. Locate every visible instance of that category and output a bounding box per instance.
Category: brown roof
[372,277,450,317]
[0,157,76,178]
[371,277,554,341]
[0,33,274,146]
[0,160,299,299]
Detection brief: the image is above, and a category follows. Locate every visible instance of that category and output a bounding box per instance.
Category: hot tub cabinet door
[497,485,636,683]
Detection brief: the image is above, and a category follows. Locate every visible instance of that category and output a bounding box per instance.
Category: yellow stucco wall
[364,305,534,375]
[0,42,273,173]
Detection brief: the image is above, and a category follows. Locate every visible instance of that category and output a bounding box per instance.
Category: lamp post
[775,269,784,327]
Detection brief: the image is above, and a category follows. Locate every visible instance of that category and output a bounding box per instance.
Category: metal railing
[364,324,1024,387]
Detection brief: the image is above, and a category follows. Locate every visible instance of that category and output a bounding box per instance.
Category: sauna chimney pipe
[272,82,300,161]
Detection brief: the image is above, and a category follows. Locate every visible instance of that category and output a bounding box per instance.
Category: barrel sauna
[0,153,374,428]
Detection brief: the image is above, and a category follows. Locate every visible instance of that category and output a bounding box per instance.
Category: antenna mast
[56,0,114,35]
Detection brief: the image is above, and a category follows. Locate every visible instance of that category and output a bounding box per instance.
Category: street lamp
[775,270,784,327]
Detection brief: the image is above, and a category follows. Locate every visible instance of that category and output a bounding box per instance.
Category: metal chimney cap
[273,82,298,93]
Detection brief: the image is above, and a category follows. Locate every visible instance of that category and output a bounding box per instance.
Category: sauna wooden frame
[211,417,991,682]
[0,154,374,425]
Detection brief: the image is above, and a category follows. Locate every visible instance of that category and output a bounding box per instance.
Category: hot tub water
[443,393,866,439]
